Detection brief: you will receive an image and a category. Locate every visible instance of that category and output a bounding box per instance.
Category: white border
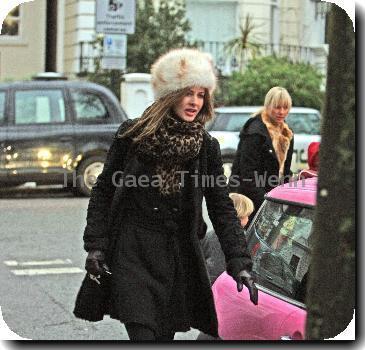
[0,0,358,345]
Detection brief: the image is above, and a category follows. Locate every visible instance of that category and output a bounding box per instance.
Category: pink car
[212,177,317,340]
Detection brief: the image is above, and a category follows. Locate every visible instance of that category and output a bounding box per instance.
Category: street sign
[96,0,136,34]
[101,34,127,70]
[103,34,127,57]
[101,57,127,70]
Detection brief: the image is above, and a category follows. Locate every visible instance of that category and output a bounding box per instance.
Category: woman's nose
[189,95,198,105]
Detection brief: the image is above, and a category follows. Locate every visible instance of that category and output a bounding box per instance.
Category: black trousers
[125,322,175,341]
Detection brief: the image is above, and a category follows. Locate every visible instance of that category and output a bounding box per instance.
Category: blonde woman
[229,87,294,220]
[74,48,256,341]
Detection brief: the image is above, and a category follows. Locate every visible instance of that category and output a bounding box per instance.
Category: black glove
[235,270,258,305]
[85,250,110,276]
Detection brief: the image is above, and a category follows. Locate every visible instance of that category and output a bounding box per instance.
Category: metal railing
[78,40,320,75]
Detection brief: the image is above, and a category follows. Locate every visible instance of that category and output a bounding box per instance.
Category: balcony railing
[195,41,321,75]
[78,40,322,75]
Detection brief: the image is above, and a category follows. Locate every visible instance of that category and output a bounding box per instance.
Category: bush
[216,56,325,110]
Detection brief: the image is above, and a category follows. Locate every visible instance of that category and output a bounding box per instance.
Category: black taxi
[0,77,128,196]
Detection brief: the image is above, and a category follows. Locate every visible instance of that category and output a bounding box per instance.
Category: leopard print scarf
[136,114,204,196]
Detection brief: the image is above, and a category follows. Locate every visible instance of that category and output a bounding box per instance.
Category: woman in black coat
[229,87,294,220]
[74,48,256,341]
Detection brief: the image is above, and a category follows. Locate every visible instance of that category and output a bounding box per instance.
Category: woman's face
[267,104,290,124]
[240,216,249,228]
[173,87,205,122]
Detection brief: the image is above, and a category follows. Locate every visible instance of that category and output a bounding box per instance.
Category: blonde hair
[229,193,254,219]
[253,86,292,117]
[119,87,214,142]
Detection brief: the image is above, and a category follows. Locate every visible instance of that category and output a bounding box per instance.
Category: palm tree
[224,14,263,71]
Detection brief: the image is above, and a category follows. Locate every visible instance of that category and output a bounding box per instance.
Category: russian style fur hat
[151,48,217,100]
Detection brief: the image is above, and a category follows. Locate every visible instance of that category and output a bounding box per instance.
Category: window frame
[0,5,21,39]
[0,90,8,126]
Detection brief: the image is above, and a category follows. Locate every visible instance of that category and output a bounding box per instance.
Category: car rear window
[15,90,66,124]
[0,92,5,124]
[208,112,252,132]
[286,113,320,135]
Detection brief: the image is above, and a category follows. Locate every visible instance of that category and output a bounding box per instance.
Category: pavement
[0,186,211,341]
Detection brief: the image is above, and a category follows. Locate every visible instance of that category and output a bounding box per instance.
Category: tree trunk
[305,5,355,339]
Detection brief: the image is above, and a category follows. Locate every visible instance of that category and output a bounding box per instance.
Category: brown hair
[119,87,215,143]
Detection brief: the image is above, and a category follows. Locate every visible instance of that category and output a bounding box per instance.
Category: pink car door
[212,199,314,340]
[213,272,306,340]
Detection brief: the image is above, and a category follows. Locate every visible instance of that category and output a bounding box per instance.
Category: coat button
[269,149,273,153]
[172,207,179,213]
[153,207,159,212]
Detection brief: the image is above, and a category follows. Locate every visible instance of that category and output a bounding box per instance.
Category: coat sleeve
[229,133,266,210]
[83,121,132,252]
[204,137,253,275]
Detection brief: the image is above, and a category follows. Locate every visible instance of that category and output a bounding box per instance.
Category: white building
[185,0,328,74]
[0,0,328,80]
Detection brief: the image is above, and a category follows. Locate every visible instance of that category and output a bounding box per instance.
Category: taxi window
[286,113,320,135]
[15,90,66,124]
[209,113,251,132]
[71,90,108,122]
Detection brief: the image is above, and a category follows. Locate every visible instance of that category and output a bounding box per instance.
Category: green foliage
[127,0,194,73]
[216,56,325,110]
[224,14,263,71]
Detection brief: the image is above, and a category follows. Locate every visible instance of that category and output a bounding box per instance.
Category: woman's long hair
[253,86,292,117]
[119,87,214,143]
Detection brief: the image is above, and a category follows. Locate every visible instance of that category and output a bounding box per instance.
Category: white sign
[103,34,127,57]
[96,0,136,34]
[101,57,127,70]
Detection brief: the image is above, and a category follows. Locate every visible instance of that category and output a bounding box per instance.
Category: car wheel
[222,157,234,179]
[75,155,105,196]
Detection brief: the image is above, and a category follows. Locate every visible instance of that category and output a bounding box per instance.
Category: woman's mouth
[184,109,197,117]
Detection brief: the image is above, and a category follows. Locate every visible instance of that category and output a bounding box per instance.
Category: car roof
[214,106,320,114]
[0,80,108,91]
[265,177,317,207]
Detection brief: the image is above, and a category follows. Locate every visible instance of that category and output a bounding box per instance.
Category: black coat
[200,229,226,285]
[74,119,252,337]
[229,115,294,215]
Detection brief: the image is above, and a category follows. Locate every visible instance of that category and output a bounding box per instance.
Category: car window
[209,112,252,132]
[251,200,314,303]
[15,90,66,124]
[0,92,5,124]
[286,113,320,135]
[71,90,108,122]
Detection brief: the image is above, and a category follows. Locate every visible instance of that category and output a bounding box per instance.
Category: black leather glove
[85,250,110,276]
[235,270,258,305]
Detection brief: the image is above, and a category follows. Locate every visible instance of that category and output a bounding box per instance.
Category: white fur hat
[151,48,217,100]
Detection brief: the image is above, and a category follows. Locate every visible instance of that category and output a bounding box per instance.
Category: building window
[1,6,20,36]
